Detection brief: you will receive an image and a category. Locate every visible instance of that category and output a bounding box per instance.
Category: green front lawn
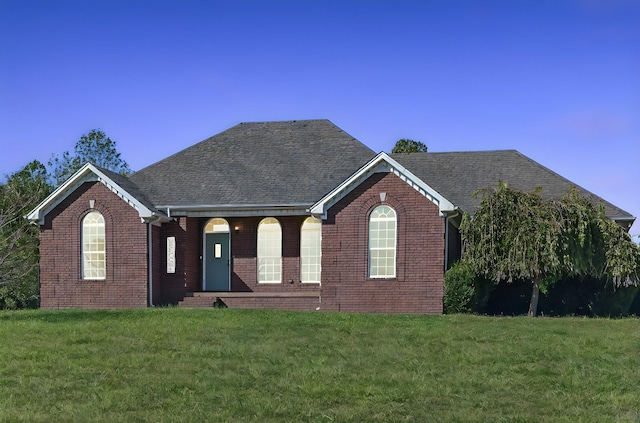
[0,308,638,422]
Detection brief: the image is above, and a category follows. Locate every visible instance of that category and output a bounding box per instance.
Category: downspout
[444,214,450,272]
[147,220,155,307]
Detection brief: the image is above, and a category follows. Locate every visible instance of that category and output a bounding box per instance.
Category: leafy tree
[48,129,132,186]
[391,139,428,153]
[0,161,52,309]
[460,182,640,316]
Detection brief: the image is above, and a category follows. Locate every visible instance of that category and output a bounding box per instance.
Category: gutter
[159,203,313,218]
[611,215,636,231]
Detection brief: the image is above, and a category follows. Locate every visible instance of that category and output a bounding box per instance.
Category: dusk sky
[1,0,638,235]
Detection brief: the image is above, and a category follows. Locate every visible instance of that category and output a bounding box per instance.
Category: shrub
[444,261,477,313]
[0,273,39,310]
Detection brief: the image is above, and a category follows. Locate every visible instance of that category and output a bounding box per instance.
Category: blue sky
[1,0,639,235]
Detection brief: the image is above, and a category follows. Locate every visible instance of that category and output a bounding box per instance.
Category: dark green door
[205,233,230,291]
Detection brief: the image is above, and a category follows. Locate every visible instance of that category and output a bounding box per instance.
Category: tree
[460,182,640,316]
[48,129,132,186]
[0,161,52,309]
[391,139,428,153]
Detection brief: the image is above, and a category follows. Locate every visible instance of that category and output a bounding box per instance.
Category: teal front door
[205,232,230,291]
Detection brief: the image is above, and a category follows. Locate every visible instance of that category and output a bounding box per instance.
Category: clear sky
[1,0,639,235]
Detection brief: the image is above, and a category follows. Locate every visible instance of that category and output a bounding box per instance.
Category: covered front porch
[154,212,323,307]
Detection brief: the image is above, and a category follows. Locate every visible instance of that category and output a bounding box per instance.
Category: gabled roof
[310,152,456,218]
[391,150,634,223]
[27,163,167,225]
[28,121,634,228]
[128,120,376,213]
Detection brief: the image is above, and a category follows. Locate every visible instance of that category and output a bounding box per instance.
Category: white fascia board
[310,152,457,219]
[27,163,164,225]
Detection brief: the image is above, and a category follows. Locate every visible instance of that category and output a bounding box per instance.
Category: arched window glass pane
[301,217,321,283]
[369,206,396,278]
[258,217,281,283]
[205,218,230,233]
[82,211,105,279]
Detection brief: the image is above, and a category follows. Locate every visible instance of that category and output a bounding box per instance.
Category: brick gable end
[321,172,445,313]
[39,181,148,309]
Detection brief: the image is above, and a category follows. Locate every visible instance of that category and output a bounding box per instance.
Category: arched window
[301,217,321,283]
[369,205,396,278]
[258,217,282,283]
[82,211,105,279]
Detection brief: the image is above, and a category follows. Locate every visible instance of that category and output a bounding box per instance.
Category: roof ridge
[238,118,331,125]
[130,119,338,176]
[415,149,520,155]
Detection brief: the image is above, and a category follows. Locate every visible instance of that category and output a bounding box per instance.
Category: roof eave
[26,163,167,225]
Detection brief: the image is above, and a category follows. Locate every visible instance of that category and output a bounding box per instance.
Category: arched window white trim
[369,205,396,278]
[82,211,106,280]
[258,217,282,283]
[300,217,321,284]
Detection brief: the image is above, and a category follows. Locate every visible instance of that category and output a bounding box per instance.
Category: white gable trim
[27,163,166,225]
[310,152,456,219]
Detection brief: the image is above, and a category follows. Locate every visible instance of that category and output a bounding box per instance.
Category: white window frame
[368,205,397,278]
[300,217,321,284]
[257,217,282,283]
[82,211,106,280]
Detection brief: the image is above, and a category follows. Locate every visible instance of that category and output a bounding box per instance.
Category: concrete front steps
[178,291,321,311]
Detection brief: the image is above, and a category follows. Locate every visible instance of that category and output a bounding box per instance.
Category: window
[301,217,321,283]
[258,217,282,283]
[82,211,105,279]
[369,205,396,278]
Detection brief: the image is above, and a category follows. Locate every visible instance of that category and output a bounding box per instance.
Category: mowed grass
[0,309,638,422]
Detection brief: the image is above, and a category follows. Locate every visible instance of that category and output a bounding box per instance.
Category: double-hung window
[257,217,282,283]
[300,217,321,283]
[82,211,105,279]
[368,205,396,278]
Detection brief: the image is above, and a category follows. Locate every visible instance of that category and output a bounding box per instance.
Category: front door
[205,232,230,291]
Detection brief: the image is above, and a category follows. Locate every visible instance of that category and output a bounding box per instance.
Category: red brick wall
[39,173,444,312]
[320,172,445,313]
[39,182,148,309]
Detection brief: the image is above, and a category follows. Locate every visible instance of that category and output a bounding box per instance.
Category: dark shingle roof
[391,150,633,220]
[128,120,376,207]
[95,165,159,214]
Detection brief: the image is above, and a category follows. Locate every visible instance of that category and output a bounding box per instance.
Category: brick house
[28,120,635,312]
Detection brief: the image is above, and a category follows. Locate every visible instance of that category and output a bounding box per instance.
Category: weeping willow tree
[460,182,640,316]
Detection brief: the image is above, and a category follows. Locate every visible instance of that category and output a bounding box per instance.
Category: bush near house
[444,268,640,317]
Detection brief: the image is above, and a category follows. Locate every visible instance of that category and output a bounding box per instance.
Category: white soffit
[310,152,456,218]
[26,163,164,224]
